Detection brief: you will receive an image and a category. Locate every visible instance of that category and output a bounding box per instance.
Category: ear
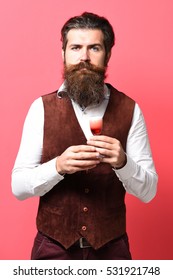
[105,51,111,65]
[62,49,65,63]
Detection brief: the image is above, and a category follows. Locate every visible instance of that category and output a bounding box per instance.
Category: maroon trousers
[31,232,132,260]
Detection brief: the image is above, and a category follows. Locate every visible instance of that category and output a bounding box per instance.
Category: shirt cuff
[44,157,65,180]
[113,154,137,180]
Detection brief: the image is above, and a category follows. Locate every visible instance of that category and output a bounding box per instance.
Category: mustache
[64,62,106,76]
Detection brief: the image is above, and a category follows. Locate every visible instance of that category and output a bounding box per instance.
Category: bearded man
[12,12,158,260]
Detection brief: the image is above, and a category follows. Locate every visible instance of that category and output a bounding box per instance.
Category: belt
[75,237,92,248]
[74,234,128,249]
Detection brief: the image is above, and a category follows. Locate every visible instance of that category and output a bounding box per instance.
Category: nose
[80,48,90,62]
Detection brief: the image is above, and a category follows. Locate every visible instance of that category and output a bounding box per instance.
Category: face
[62,29,109,67]
[62,29,109,108]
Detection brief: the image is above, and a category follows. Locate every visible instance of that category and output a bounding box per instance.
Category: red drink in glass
[89,117,103,135]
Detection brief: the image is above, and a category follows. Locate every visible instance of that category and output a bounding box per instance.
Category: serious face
[62,29,108,66]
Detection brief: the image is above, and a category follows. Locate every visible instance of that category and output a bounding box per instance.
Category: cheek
[94,56,106,67]
[65,53,79,65]
[92,52,107,67]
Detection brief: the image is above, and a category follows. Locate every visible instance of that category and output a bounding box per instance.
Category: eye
[91,45,101,52]
[70,45,80,51]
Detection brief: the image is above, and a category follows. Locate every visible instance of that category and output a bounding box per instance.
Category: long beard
[63,62,107,108]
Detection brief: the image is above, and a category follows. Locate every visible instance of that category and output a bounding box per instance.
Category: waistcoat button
[85,188,90,193]
[83,207,88,212]
[82,225,87,231]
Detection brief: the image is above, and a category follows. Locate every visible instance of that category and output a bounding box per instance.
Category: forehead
[66,28,104,46]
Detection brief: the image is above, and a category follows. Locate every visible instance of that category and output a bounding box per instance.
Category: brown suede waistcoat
[36,84,135,249]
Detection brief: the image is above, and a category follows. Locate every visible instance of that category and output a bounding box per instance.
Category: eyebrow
[68,43,104,48]
[89,44,103,48]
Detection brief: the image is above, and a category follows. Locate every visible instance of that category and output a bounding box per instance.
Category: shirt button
[82,225,87,231]
[83,207,88,212]
[85,188,90,193]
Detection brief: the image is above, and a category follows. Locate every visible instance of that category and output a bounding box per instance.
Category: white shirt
[12,83,158,202]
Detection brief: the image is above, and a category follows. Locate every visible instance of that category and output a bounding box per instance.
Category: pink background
[0,0,173,259]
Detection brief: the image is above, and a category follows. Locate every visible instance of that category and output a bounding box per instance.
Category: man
[12,12,158,260]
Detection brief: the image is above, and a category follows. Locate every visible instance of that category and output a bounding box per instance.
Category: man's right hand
[56,145,101,175]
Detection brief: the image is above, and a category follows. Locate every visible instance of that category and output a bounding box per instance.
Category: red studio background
[0,0,172,260]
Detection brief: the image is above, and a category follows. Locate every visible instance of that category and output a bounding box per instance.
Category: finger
[70,145,97,153]
[64,159,100,174]
[87,139,112,150]
[73,151,101,160]
[95,147,111,157]
[88,135,117,144]
[70,158,101,167]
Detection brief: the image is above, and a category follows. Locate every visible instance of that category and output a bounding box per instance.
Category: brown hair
[61,12,115,58]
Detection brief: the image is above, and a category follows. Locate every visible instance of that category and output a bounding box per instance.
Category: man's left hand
[87,135,127,169]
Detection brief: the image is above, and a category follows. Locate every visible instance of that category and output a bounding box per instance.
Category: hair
[61,12,115,57]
